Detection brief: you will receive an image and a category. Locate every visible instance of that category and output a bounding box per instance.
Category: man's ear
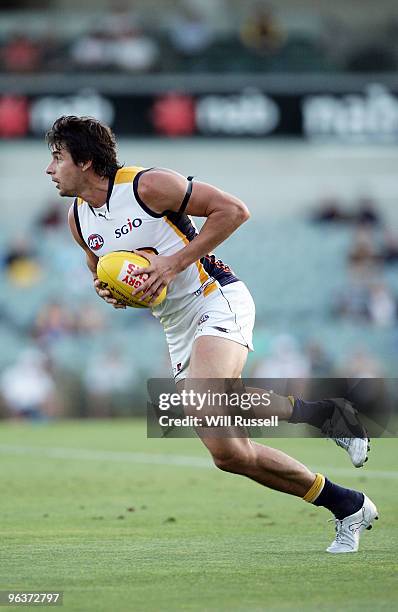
[80,160,92,172]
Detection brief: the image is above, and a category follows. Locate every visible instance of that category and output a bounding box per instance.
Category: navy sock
[289,398,335,429]
[313,477,364,519]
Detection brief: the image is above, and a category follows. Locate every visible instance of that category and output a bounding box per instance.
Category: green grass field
[0,420,397,612]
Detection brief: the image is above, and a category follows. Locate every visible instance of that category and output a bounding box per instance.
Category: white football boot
[333,436,370,468]
[322,399,370,468]
[326,495,379,554]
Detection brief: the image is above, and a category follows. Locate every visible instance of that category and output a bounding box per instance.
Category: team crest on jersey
[88,234,104,251]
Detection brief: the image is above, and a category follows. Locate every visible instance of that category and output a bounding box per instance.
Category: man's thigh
[177,375,251,463]
[188,335,248,378]
[179,336,250,457]
[167,281,254,382]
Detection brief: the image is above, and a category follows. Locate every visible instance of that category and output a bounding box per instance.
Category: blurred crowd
[249,195,398,389]
[251,336,384,379]
[1,2,398,74]
[0,188,397,421]
[0,201,157,420]
[311,195,398,328]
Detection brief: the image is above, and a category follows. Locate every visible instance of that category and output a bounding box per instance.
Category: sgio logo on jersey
[88,234,104,250]
[115,218,142,238]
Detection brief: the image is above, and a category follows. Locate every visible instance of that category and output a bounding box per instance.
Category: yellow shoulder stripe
[76,197,84,206]
[115,166,146,184]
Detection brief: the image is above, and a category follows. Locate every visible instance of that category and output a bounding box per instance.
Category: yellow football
[96,251,167,308]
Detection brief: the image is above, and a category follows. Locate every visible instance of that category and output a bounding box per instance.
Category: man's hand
[130,250,180,304]
[93,278,127,309]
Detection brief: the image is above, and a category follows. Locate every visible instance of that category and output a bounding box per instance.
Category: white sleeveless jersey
[74,166,238,318]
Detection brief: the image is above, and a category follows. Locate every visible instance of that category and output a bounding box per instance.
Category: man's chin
[59,188,77,197]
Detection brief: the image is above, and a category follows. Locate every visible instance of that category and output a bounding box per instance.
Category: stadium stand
[0,2,397,74]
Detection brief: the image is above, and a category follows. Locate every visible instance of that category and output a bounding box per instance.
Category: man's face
[46,146,84,197]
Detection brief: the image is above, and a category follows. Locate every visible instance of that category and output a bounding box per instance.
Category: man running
[46,115,378,553]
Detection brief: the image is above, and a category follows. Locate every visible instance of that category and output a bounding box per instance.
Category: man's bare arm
[137,169,250,273]
[130,169,249,303]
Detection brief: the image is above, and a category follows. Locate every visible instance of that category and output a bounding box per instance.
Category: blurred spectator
[36,203,65,233]
[305,340,334,376]
[311,195,382,226]
[311,196,351,223]
[381,229,398,264]
[356,197,381,226]
[252,334,311,378]
[69,29,113,71]
[168,5,213,59]
[366,281,397,327]
[76,302,105,335]
[2,236,43,287]
[2,33,42,72]
[333,279,369,322]
[333,273,397,327]
[33,302,75,345]
[83,347,137,417]
[75,0,158,72]
[3,237,33,269]
[338,347,384,378]
[347,226,381,276]
[0,348,59,420]
[240,3,286,56]
[70,25,159,73]
[111,27,159,73]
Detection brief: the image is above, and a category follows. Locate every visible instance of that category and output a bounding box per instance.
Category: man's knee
[211,443,255,474]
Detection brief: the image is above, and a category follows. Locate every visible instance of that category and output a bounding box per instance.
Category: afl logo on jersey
[88,234,105,250]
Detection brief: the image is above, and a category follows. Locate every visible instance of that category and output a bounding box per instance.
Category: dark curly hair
[46,115,122,177]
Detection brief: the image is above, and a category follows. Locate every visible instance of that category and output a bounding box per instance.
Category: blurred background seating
[0,0,397,75]
[1,0,397,418]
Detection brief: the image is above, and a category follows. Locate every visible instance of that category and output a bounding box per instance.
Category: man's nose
[46,161,54,174]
